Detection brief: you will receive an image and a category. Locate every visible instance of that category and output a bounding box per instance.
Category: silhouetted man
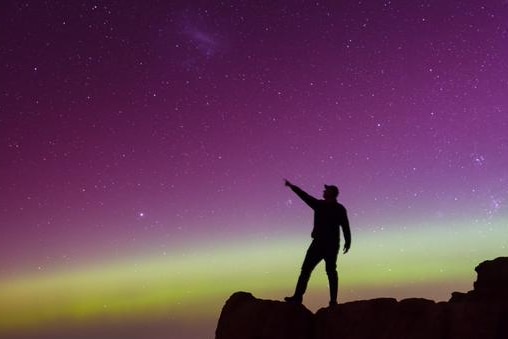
[284,179,351,307]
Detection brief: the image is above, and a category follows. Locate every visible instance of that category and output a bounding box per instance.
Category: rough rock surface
[216,257,508,339]
[215,291,313,339]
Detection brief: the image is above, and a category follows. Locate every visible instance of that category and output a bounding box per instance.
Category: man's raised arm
[284,179,318,209]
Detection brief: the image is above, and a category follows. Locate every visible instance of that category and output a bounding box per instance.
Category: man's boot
[285,270,310,304]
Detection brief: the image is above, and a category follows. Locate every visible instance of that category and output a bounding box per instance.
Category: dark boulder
[215,291,314,339]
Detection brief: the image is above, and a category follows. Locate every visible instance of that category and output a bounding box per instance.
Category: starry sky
[1,1,508,338]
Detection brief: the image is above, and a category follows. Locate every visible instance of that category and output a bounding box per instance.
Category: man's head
[323,184,339,200]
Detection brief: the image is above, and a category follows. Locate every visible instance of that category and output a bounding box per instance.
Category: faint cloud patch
[486,195,503,218]
[185,28,220,58]
[174,8,229,72]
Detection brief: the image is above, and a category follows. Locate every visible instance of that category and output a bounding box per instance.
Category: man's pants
[293,239,339,302]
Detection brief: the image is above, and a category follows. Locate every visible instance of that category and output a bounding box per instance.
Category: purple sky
[1,1,508,338]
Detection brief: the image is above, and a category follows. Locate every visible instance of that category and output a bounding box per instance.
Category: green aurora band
[1,218,506,335]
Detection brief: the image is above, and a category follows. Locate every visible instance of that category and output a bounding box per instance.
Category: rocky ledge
[216,257,508,339]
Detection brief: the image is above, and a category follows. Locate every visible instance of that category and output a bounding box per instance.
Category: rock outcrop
[216,257,508,339]
[215,291,313,339]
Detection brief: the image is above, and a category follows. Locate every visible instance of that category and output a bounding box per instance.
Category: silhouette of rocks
[215,291,313,339]
[315,297,446,339]
[451,257,508,303]
[216,257,508,339]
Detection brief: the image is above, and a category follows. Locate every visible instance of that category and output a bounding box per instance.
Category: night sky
[1,1,508,338]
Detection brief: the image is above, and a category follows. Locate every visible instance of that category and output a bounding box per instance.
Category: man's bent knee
[300,265,313,276]
[325,262,337,275]
[327,268,337,275]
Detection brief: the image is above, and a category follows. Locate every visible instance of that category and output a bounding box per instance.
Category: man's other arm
[341,208,351,254]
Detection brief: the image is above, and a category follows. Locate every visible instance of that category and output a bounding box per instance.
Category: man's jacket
[290,184,351,248]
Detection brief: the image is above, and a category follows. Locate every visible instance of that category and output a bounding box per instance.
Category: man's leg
[286,241,322,303]
[324,244,339,306]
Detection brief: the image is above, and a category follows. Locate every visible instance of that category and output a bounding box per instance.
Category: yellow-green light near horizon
[0,219,506,334]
